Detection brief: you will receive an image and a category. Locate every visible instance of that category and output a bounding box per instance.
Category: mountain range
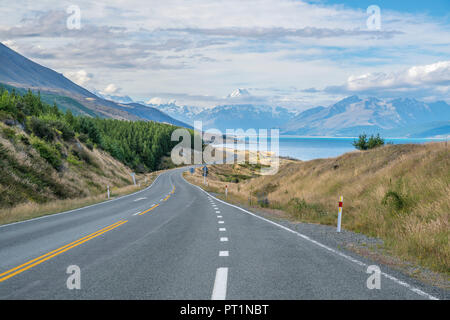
[1,42,449,137]
[147,97,450,138]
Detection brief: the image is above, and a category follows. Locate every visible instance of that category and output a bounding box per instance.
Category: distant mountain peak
[228,88,250,98]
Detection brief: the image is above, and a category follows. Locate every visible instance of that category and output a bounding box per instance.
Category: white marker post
[225,185,228,200]
[130,172,136,186]
[107,185,110,199]
[337,196,343,232]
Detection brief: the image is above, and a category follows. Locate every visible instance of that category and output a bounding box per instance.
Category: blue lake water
[217,137,447,161]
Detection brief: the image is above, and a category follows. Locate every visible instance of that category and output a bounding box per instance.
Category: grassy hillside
[0,87,184,224]
[187,143,449,275]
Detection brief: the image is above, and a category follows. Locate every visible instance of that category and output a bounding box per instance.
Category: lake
[216,137,447,161]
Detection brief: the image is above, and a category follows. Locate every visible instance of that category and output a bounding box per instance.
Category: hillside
[186,142,450,275]
[0,88,184,223]
[0,43,188,126]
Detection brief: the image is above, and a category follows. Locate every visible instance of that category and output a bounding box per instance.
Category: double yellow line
[0,220,127,283]
[138,204,160,215]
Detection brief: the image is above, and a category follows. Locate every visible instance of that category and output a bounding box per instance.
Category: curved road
[0,168,445,299]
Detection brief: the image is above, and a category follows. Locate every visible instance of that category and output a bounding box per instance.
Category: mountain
[0,42,95,98]
[114,103,191,128]
[282,96,450,137]
[0,43,188,127]
[93,90,134,104]
[142,102,204,124]
[228,88,250,98]
[194,104,294,132]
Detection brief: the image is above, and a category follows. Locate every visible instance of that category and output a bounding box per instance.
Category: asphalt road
[0,168,445,299]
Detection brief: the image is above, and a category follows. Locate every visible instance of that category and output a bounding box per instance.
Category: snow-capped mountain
[281,96,450,137]
[144,95,450,137]
[227,88,250,98]
[177,104,295,131]
[93,90,134,104]
[142,102,204,124]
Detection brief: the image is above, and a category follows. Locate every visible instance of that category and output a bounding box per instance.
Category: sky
[0,0,449,109]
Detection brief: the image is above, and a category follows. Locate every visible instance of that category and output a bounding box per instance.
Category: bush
[30,136,62,170]
[28,117,55,141]
[2,127,16,141]
[382,190,407,212]
[353,133,385,150]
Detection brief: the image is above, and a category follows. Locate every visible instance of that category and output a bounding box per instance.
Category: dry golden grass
[0,171,160,226]
[186,142,450,274]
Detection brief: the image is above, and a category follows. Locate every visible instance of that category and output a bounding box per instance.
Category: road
[0,168,445,299]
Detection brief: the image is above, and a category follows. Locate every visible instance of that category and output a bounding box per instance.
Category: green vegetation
[0,87,182,172]
[353,133,385,150]
[0,86,191,216]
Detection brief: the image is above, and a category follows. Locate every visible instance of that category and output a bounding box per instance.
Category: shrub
[353,133,385,150]
[2,127,16,141]
[30,136,62,170]
[382,190,407,212]
[27,117,55,141]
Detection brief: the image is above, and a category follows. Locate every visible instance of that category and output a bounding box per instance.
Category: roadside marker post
[107,185,110,199]
[337,196,343,232]
[225,185,228,200]
[203,165,208,185]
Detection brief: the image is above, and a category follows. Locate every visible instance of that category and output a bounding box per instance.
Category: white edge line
[0,173,163,229]
[184,176,439,301]
[211,267,228,300]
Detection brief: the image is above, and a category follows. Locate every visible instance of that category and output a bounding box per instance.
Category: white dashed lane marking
[211,268,228,300]
[219,251,229,257]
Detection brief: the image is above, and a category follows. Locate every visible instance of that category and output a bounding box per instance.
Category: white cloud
[346,61,450,91]
[102,83,120,95]
[63,69,92,86]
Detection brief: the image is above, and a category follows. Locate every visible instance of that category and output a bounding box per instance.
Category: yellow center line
[163,194,170,201]
[0,220,127,283]
[138,203,160,215]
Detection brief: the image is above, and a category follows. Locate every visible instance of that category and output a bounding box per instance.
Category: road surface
[0,168,445,299]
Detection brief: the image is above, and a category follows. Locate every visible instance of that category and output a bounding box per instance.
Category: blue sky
[316,0,450,17]
[0,0,449,108]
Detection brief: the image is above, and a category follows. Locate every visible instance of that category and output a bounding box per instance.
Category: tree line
[0,87,184,172]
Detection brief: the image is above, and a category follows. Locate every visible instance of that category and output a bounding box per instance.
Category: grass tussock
[186,142,450,275]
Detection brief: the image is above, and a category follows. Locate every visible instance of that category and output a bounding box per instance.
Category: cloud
[0,10,125,39]
[166,27,402,40]
[101,83,120,95]
[146,97,177,105]
[346,61,450,91]
[63,70,93,86]
[1,1,450,107]
[324,61,450,100]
